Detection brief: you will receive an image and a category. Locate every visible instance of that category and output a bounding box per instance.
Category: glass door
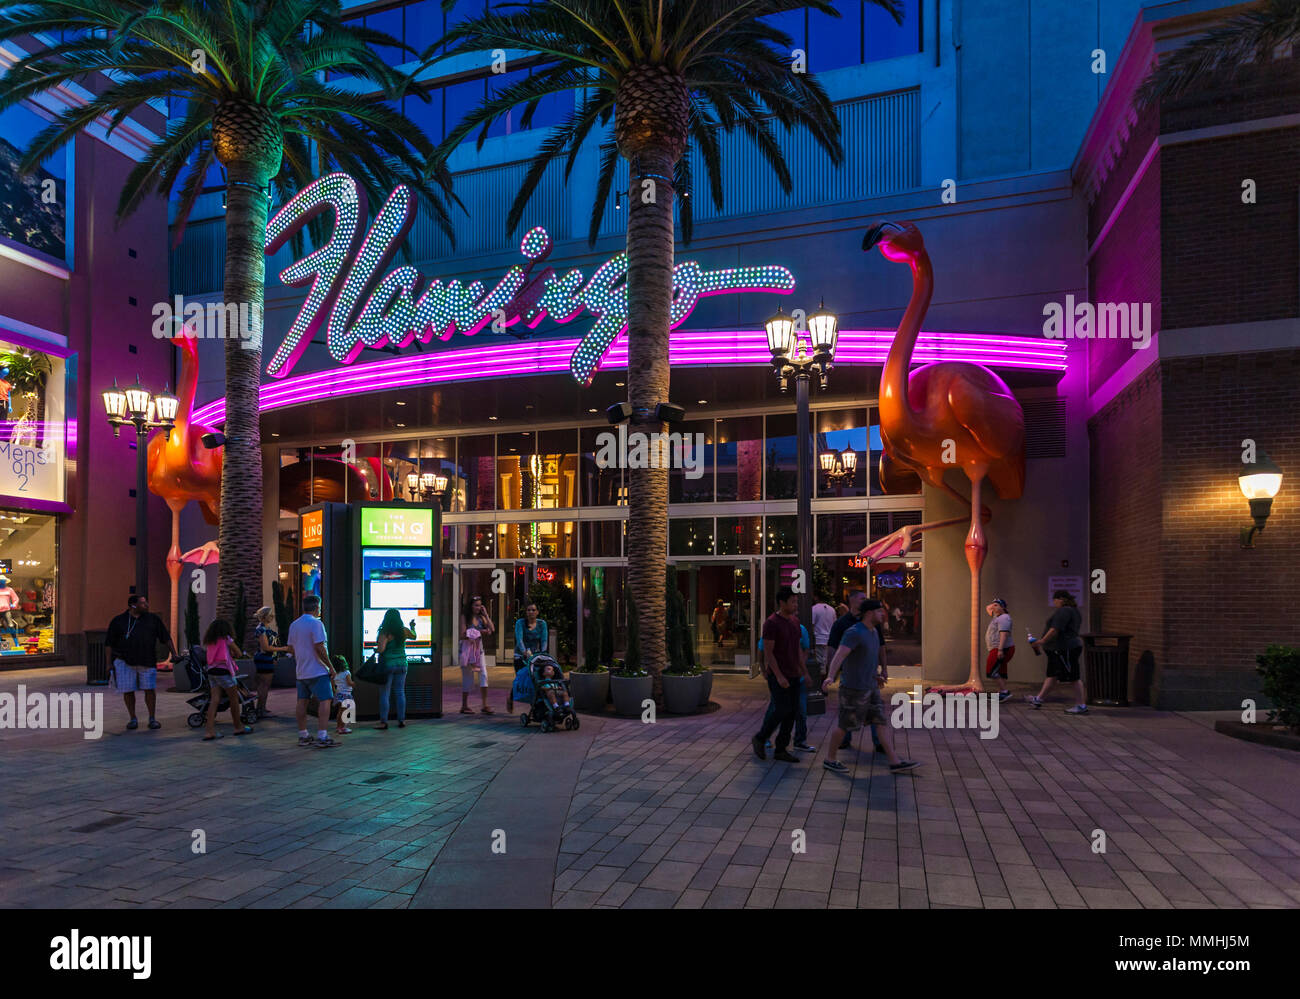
[578,562,626,668]
[673,559,756,674]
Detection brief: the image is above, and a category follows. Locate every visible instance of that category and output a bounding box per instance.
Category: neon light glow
[192,329,1066,426]
[264,173,795,384]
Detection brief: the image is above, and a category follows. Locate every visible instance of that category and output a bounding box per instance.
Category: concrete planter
[610,673,653,717]
[700,669,714,706]
[570,670,610,713]
[663,673,706,715]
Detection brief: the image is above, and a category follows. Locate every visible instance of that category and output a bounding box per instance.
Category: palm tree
[430,0,899,689]
[1136,0,1300,104]
[0,0,453,643]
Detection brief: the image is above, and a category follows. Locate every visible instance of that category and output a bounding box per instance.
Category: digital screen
[362,608,433,649]
[370,579,425,607]
[361,506,433,547]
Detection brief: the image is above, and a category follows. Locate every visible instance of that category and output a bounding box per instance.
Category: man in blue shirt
[827,591,886,754]
[822,599,920,775]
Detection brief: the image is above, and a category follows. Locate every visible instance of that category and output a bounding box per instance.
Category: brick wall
[1161,129,1300,331]
[1088,363,1164,702]
[1159,349,1300,677]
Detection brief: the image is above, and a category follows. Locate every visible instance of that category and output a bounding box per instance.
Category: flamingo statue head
[862,220,925,263]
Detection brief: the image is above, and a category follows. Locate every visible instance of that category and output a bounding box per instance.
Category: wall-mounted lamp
[1239,451,1283,548]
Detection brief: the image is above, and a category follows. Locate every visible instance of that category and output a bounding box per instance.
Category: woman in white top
[984,598,1015,701]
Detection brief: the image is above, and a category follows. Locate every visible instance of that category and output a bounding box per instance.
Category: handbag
[357,652,389,684]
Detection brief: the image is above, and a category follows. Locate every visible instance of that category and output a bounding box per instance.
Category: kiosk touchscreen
[352,503,442,718]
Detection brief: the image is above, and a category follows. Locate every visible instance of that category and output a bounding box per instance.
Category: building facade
[0,30,172,664]
[163,0,1294,705]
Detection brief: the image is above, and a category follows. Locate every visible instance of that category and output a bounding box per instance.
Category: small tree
[601,594,615,663]
[624,590,640,671]
[1257,645,1300,731]
[583,595,605,671]
[665,578,685,674]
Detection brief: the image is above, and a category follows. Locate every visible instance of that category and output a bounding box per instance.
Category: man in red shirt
[751,586,809,763]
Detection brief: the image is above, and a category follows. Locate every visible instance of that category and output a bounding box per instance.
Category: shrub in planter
[611,592,653,715]
[1257,644,1300,731]
[662,584,705,713]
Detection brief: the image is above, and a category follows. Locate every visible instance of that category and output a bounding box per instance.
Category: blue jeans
[762,676,808,744]
[379,668,407,723]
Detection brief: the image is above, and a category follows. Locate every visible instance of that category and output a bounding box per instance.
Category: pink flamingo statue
[859,221,1025,693]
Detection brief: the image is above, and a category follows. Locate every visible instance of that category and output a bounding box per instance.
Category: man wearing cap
[985,598,1015,703]
[827,590,886,755]
[821,598,920,775]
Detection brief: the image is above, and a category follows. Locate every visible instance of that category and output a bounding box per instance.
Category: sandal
[375,722,389,730]
[202,733,224,741]
[459,706,473,714]
[233,726,253,736]
[480,707,494,715]
[336,726,353,735]
[397,721,406,728]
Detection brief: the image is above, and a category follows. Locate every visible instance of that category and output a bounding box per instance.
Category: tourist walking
[710,599,729,650]
[106,595,176,731]
[821,599,921,774]
[1027,590,1087,713]
[760,622,812,751]
[288,595,338,747]
[459,595,495,715]
[201,619,251,740]
[985,598,1015,702]
[375,608,416,729]
[827,591,885,755]
[252,606,290,719]
[332,657,355,735]
[811,594,836,677]
[751,586,807,763]
[508,601,548,714]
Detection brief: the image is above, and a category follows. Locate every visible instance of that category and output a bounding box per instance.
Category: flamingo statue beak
[862,221,901,252]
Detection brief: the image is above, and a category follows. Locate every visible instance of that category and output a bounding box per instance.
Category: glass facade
[273,405,923,671]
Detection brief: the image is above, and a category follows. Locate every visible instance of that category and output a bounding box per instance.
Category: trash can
[1082,633,1132,706]
[85,629,109,686]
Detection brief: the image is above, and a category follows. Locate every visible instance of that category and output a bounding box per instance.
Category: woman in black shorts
[253,606,290,719]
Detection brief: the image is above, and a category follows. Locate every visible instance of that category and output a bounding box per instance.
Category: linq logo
[263,173,796,385]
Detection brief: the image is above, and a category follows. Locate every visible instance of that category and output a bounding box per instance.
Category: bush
[1257,644,1300,731]
[582,594,606,671]
[528,577,576,663]
[272,580,292,638]
[616,590,646,676]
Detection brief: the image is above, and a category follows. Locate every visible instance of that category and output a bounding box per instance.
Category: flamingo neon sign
[264,172,796,385]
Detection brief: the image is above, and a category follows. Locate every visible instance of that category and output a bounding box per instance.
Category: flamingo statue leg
[164,502,185,668]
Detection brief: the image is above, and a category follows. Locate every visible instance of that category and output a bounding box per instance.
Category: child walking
[202,619,251,740]
[332,656,355,734]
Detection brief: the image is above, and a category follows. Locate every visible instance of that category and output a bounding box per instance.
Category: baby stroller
[516,653,579,733]
[184,644,260,728]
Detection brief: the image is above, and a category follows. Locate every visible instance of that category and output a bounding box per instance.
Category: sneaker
[773,750,800,763]
[315,736,339,748]
[1065,704,1089,715]
[125,718,139,731]
[297,735,314,747]
[823,759,849,774]
[889,760,922,774]
[751,735,766,761]
[793,742,815,752]
[147,718,161,730]
[998,691,1013,702]
[1024,695,1043,708]
[335,726,353,735]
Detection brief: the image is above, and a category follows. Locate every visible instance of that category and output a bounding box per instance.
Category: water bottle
[1027,629,1041,656]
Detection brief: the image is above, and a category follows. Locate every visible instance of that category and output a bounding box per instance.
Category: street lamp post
[765,303,838,714]
[102,377,178,599]
[405,470,448,504]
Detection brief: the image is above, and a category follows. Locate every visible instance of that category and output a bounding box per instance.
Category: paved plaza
[1,666,1298,909]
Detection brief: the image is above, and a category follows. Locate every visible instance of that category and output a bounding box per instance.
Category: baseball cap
[860,598,883,612]
[990,597,1007,608]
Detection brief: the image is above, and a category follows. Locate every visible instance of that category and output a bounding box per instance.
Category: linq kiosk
[351,502,442,719]
[297,503,354,665]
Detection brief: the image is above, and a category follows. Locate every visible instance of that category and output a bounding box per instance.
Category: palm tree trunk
[216,165,268,649]
[624,145,675,700]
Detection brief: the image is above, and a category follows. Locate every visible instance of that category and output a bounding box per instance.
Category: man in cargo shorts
[106,595,177,731]
[821,599,920,775]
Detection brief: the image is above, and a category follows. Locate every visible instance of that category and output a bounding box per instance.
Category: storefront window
[816,513,867,554]
[716,416,763,502]
[764,413,798,500]
[869,407,922,496]
[871,560,922,667]
[765,515,797,554]
[453,434,495,511]
[456,523,496,559]
[717,515,762,556]
[499,519,577,559]
[817,407,868,498]
[870,510,924,551]
[580,426,622,508]
[580,519,621,558]
[669,517,714,557]
[0,510,57,654]
[0,342,68,506]
[668,419,714,503]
